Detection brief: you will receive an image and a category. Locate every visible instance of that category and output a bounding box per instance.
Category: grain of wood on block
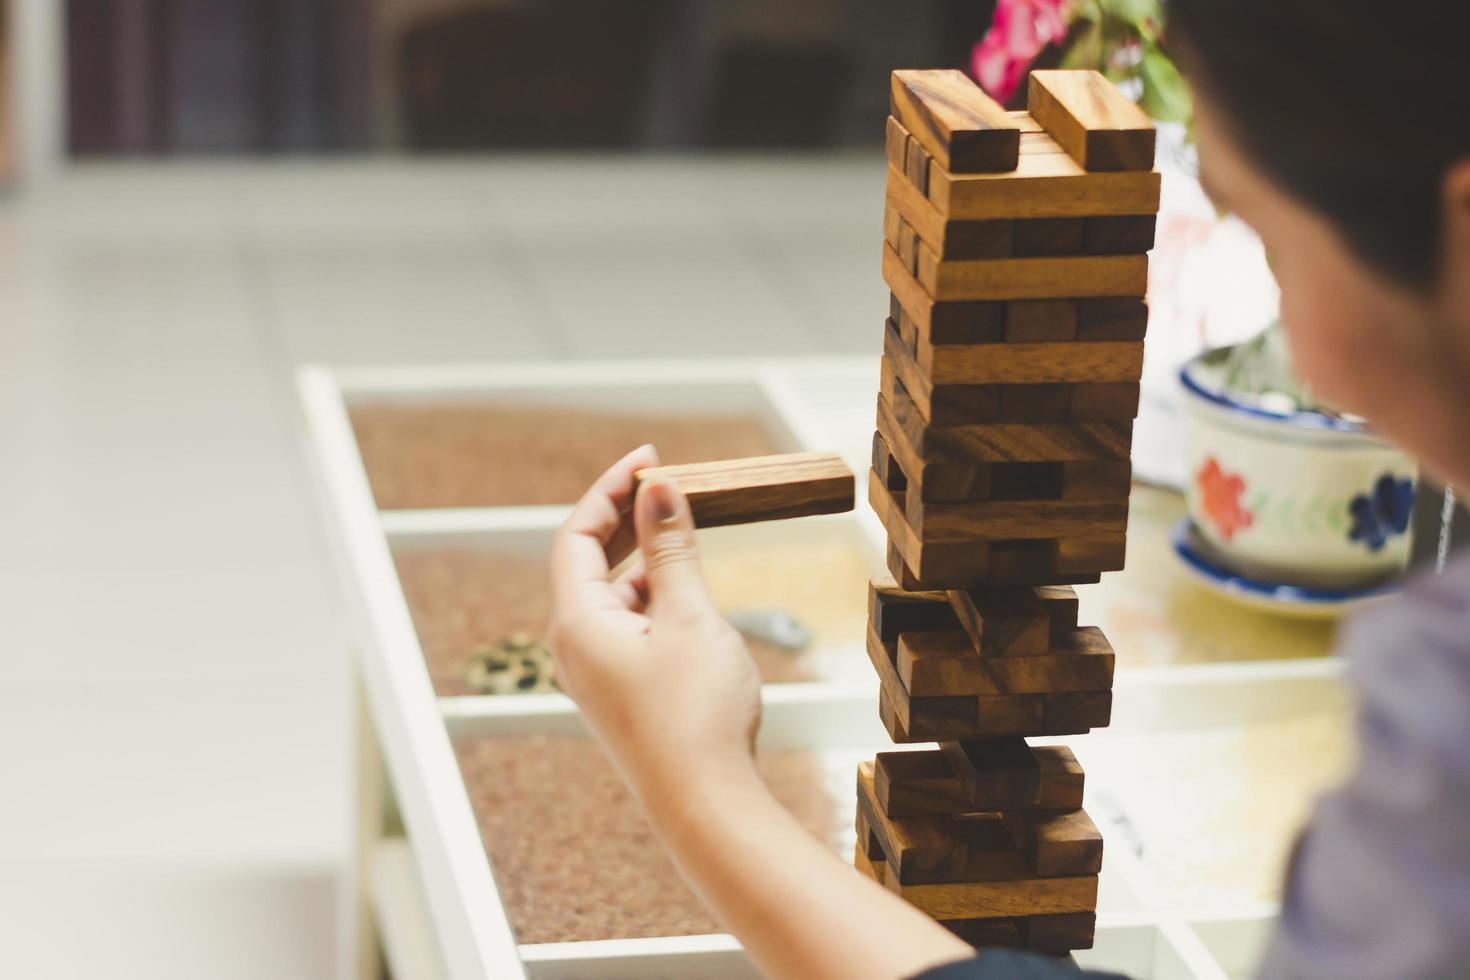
[1076,298,1149,340]
[1012,218,1085,257]
[948,588,1050,656]
[1037,586,1080,633]
[859,764,1031,885]
[887,874,1099,921]
[904,135,932,195]
[857,761,969,883]
[1027,70,1155,172]
[1005,300,1077,342]
[635,451,854,528]
[900,629,1115,696]
[917,253,1148,301]
[887,164,1014,260]
[1005,808,1104,877]
[914,336,1146,385]
[875,750,974,817]
[929,136,1161,220]
[885,116,909,172]
[1043,690,1113,732]
[1033,746,1086,809]
[890,69,1021,173]
[882,380,1134,463]
[906,498,1130,543]
[867,626,981,739]
[1053,535,1128,575]
[884,244,1012,346]
[884,519,1101,593]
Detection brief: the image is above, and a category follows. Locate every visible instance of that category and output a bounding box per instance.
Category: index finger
[550,443,660,609]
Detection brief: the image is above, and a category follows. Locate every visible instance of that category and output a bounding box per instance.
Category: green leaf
[1137,44,1191,122]
[1097,0,1160,27]
[1060,18,1106,70]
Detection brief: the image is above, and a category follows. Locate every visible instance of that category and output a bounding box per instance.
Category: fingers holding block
[634,451,855,528]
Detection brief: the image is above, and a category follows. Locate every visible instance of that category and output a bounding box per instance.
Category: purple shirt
[1261,552,1470,979]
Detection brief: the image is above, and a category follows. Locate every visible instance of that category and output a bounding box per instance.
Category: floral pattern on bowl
[1347,473,1415,553]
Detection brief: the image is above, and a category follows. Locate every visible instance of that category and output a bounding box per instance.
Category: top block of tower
[890,70,1021,173]
[1027,70,1156,172]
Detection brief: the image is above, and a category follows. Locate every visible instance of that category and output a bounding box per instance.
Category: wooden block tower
[855,68,1159,957]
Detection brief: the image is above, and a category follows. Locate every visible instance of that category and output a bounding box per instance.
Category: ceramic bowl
[1179,350,1417,589]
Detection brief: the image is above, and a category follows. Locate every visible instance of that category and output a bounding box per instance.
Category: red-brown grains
[349,403,780,509]
[456,736,845,943]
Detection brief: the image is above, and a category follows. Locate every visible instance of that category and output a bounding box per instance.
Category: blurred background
[0,3,994,978]
[2,4,1462,979]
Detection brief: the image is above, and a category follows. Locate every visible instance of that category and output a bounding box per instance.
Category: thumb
[634,478,712,609]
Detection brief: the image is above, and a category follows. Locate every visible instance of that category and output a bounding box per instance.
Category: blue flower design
[1347,473,1415,552]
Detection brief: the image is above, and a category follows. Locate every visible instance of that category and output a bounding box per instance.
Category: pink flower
[971,0,1071,103]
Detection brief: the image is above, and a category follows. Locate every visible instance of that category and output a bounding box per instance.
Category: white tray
[299,358,1345,980]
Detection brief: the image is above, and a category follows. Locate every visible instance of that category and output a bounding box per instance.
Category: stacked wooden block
[855,68,1159,957]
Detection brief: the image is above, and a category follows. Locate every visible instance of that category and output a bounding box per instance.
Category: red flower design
[1196,457,1254,541]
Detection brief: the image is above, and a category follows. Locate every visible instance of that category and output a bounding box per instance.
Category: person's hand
[548,445,762,799]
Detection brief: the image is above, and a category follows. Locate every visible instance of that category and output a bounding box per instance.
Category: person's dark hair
[1166,1,1470,287]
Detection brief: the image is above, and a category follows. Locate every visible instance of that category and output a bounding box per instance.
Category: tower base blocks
[855,68,1158,957]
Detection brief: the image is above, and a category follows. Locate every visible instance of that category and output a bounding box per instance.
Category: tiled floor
[0,158,884,978]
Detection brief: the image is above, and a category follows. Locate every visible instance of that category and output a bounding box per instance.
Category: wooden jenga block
[885,116,909,173]
[873,745,1086,817]
[874,750,974,817]
[1052,534,1128,575]
[857,761,968,882]
[947,588,1051,656]
[1070,382,1142,420]
[859,763,1031,885]
[904,136,932,195]
[1026,911,1097,953]
[868,576,957,642]
[635,452,854,528]
[884,323,1139,426]
[1033,746,1086,809]
[880,380,1134,466]
[1027,70,1155,172]
[1076,297,1149,340]
[1012,218,1086,257]
[872,430,907,491]
[1043,690,1113,731]
[883,204,903,251]
[913,331,1146,385]
[856,809,887,862]
[941,738,1041,808]
[890,69,1021,173]
[854,839,886,884]
[884,244,1009,346]
[1036,585,1079,631]
[1004,808,1105,878]
[884,530,1100,595]
[928,135,1160,220]
[885,874,1100,921]
[904,498,1131,544]
[916,252,1148,301]
[1084,215,1156,255]
[870,625,1098,739]
[886,164,1014,260]
[867,626,984,739]
[897,220,922,274]
[898,629,1115,696]
[1005,300,1077,342]
[1059,459,1132,500]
